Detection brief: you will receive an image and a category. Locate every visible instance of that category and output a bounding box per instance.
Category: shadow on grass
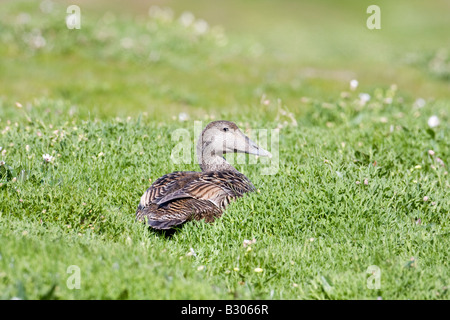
[147,224,185,239]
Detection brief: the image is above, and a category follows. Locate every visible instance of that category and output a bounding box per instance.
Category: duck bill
[226,130,272,158]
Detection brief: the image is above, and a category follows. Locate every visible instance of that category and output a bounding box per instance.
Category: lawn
[0,0,449,299]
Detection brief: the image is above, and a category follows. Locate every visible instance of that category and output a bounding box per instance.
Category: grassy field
[0,0,449,299]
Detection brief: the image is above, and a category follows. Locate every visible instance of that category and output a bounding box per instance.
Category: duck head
[197,120,271,171]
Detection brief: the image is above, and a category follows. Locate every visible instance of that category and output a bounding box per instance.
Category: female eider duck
[135,120,271,230]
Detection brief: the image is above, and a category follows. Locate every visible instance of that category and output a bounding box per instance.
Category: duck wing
[136,170,255,229]
[176,170,256,209]
[137,171,201,208]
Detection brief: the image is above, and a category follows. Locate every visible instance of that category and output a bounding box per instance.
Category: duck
[135,120,271,230]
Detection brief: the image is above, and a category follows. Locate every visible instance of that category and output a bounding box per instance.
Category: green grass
[0,0,449,299]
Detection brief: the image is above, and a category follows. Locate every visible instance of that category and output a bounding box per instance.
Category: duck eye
[223,127,229,132]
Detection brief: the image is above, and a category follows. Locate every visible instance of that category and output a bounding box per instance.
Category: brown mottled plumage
[135,120,271,230]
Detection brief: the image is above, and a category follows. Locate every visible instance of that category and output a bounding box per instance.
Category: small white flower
[243,238,256,248]
[359,93,371,103]
[42,154,54,163]
[179,11,195,27]
[423,196,429,202]
[384,97,393,104]
[350,79,358,91]
[193,19,209,34]
[428,150,435,156]
[254,267,263,273]
[178,112,189,122]
[414,98,426,108]
[30,34,46,49]
[428,115,440,128]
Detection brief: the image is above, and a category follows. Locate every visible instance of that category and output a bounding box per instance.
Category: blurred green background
[1,0,449,300]
[1,0,449,119]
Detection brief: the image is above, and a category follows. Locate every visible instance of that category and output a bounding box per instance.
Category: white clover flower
[27,30,46,49]
[384,97,393,104]
[359,93,371,103]
[414,98,426,108]
[193,19,209,34]
[42,154,54,163]
[178,112,189,122]
[243,238,256,248]
[179,11,195,27]
[254,267,263,273]
[350,79,358,91]
[428,115,440,128]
